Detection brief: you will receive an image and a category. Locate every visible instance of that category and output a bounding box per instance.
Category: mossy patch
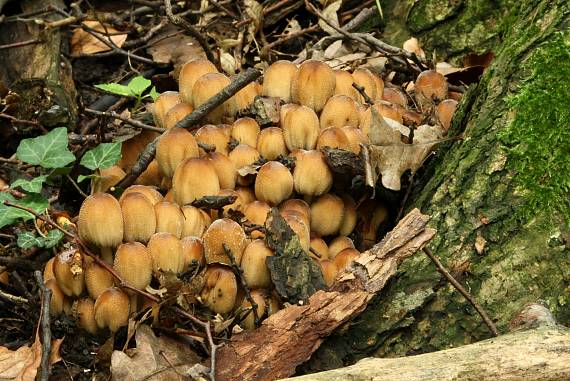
[498,34,570,225]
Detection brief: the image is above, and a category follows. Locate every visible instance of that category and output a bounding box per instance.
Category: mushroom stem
[101,247,114,266]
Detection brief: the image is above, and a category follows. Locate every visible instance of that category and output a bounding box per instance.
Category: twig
[163,0,219,70]
[352,83,374,106]
[0,288,28,304]
[83,108,165,133]
[422,247,499,337]
[0,112,40,126]
[260,25,319,58]
[123,19,169,48]
[65,175,88,198]
[116,68,262,189]
[223,244,260,328]
[34,271,51,381]
[0,256,40,272]
[0,39,43,50]
[395,172,414,222]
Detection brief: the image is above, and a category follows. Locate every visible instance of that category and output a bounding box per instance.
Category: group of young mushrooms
[43,57,458,336]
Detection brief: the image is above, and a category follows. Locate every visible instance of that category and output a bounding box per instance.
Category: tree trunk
[302,0,570,373]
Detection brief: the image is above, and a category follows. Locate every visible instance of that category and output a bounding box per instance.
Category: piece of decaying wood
[284,325,570,381]
[215,208,436,381]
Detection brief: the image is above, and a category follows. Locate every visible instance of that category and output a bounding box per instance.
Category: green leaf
[16,127,75,169]
[10,175,48,193]
[18,193,49,216]
[149,86,160,101]
[43,229,64,248]
[17,232,44,249]
[80,142,122,170]
[128,76,152,96]
[0,194,30,228]
[49,167,73,177]
[94,83,133,97]
[77,174,98,183]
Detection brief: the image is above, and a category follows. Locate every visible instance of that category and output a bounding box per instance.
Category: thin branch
[423,247,500,337]
[163,0,220,69]
[260,25,319,58]
[0,288,28,304]
[34,271,51,381]
[352,83,374,106]
[84,108,165,133]
[116,68,262,189]
[0,39,43,50]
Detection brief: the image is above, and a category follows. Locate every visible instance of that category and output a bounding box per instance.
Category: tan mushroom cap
[178,59,218,105]
[414,70,448,108]
[310,236,329,260]
[53,249,84,298]
[181,236,205,270]
[78,193,124,249]
[206,152,237,190]
[120,192,156,243]
[352,68,378,103]
[114,242,153,291]
[172,158,220,206]
[436,99,458,132]
[282,212,310,253]
[282,105,320,151]
[234,81,260,111]
[120,185,164,205]
[181,205,207,238]
[231,117,260,148]
[243,201,271,227]
[195,125,231,156]
[292,150,333,198]
[94,287,130,332]
[328,236,355,259]
[192,73,235,123]
[200,264,238,315]
[152,91,182,128]
[310,193,345,236]
[154,201,185,238]
[135,160,163,188]
[93,165,126,193]
[240,289,268,330]
[339,195,357,236]
[45,278,71,317]
[320,95,360,130]
[203,218,247,265]
[316,127,352,151]
[240,240,273,289]
[163,102,193,130]
[254,161,294,206]
[257,127,288,161]
[319,259,338,287]
[291,60,336,112]
[84,258,114,300]
[262,60,298,102]
[147,232,184,274]
[382,87,408,107]
[333,69,357,100]
[156,127,199,178]
[279,199,311,226]
[77,298,98,334]
[334,248,360,271]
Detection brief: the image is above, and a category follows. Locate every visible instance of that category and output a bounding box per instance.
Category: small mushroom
[147,232,184,274]
[281,105,320,151]
[202,218,247,265]
[178,59,218,105]
[240,240,273,288]
[254,161,294,206]
[94,287,130,333]
[154,201,185,238]
[200,264,238,315]
[120,192,156,244]
[310,194,345,236]
[320,95,360,130]
[257,127,288,160]
[172,158,220,206]
[291,60,336,113]
[262,60,298,102]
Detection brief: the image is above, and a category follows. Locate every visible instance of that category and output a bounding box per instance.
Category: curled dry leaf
[147,26,206,76]
[111,324,201,381]
[367,108,443,191]
[319,0,342,36]
[70,21,128,56]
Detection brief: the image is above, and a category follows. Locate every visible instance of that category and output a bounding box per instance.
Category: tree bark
[302,0,570,373]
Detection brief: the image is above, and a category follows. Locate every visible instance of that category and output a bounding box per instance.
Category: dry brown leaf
[0,332,42,381]
[319,0,342,36]
[367,108,443,190]
[147,26,205,76]
[70,21,128,57]
[111,325,201,381]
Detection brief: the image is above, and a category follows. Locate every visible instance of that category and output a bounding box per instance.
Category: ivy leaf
[10,175,48,193]
[128,76,152,96]
[16,127,75,169]
[17,232,44,249]
[80,142,122,170]
[94,83,133,97]
[43,229,65,248]
[77,174,98,183]
[18,193,49,216]
[0,194,30,228]
[148,86,160,101]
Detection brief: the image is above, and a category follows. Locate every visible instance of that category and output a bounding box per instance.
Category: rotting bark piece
[367,108,443,190]
[216,209,435,381]
[265,208,326,303]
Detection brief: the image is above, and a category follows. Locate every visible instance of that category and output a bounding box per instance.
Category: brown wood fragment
[215,209,435,381]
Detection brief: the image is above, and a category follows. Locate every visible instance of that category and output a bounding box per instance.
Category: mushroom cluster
[47,58,456,334]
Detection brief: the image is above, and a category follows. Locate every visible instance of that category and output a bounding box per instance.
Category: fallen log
[285,324,570,381]
[215,209,436,381]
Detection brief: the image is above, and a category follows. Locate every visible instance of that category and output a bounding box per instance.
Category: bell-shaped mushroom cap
[231,117,260,148]
[257,127,288,161]
[341,126,368,154]
[292,150,333,198]
[282,105,320,151]
[291,60,336,112]
[94,287,130,332]
[178,59,218,105]
[414,70,448,108]
[118,130,160,171]
[77,298,98,334]
[120,185,164,205]
[333,69,357,100]
[234,81,259,112]
[339,194,357,236]
[243,200,271,226]
[316,127,352,151]
[228,144,261,171]
[200,264,238,314]
[163,102,193,130]
[181,205,207,238]
[154,201,185,238]
[371,102,403,124]
[382,87,408,107]
[240,240,273,288]
[255,161,293,206]
[352,68,378,103]
[93,165,126,193]
[203,218,247,265]
[84,258,114,300]
[195,125,231,155]
[192,73,235,123]
[318,259,338,287]
[43,257,55,282]
[120,192,156,243]
[320,95,360,130]
[45,278,71,317]
[152,91,182,128]
[333,248,360,271]
[53,250,84,298]
[436,99,457,132]
[328,236,355,259]
[114,242,153,291]
[181,236,205,270]
[310,193,345,236]
[78,193,124,249]
[147,232,184,274]
[310,236,329,260]
[235,186,256,206]
[172,158,220,206]
[262,60,298,102]
[206,152,237,190]
[239,289,268,330]
[156,127,199,178]
[279,198,311,225]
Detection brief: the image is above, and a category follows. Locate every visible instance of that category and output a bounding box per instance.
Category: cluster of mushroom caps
[44,58,457,335]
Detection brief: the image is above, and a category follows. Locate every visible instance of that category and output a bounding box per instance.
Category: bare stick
[260,25,319,58]
[34,271,51,381]
[163,0,219,69]
[0,288,28,304]
[423,247,499,337]
[0,38,43,50]
[352,83,374,106]
[84,108,165,133]
[116,68,262,189]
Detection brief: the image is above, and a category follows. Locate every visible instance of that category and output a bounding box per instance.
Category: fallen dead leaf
[0,332,61,380]
[319,0,342,36]
[110,324,201,381]
[70,21,128,56]
[147,26,205,76]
